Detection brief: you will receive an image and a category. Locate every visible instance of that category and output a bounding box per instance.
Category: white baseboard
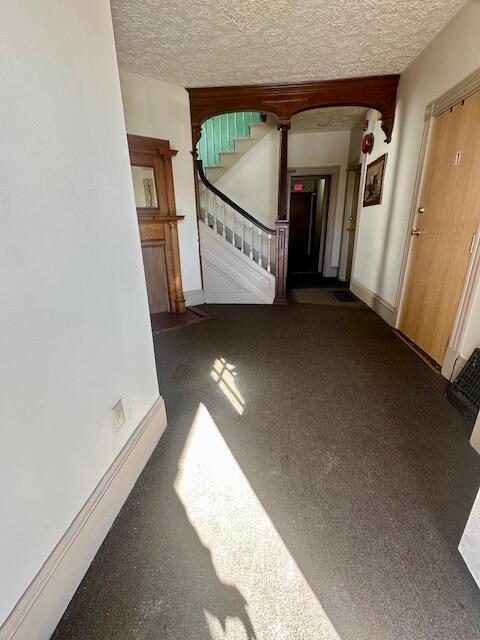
[0,397,167,640]
[350,278,396,326]
[184,289,205,307]
[441,346,466,381]
[323,266,338,278]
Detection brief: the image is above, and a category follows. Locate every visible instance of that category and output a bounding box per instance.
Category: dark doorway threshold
[287,273,347,289]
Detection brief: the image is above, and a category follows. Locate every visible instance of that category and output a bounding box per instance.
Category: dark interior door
[288,191,315,272]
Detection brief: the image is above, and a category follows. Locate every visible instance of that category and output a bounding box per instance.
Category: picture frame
[363,153,387,207]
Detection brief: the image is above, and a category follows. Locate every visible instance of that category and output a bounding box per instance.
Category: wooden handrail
[196,160,277,235]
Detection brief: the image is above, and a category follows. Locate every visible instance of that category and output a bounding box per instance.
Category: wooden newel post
[274,121,290,304]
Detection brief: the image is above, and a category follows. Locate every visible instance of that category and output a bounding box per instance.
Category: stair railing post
[274,121,290,304]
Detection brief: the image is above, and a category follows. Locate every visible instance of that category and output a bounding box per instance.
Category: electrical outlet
[112,399,126,431]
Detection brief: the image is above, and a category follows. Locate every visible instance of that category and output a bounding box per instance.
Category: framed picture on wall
[363,153,387,207]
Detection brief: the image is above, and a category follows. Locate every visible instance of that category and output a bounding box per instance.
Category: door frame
[287,166,341,277]
[396,67,480,378]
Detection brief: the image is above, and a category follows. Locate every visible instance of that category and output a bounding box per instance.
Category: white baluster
[267,234,272,272]
[258,229,262,266]
[226,113,230,151]
[213,193,217,230]
[222,201,226,239]
[250,223,254,259]
[231,210,235,246]
[241,218,244,254]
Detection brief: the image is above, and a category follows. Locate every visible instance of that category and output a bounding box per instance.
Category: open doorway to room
[285,106,368,304]
[287,174,332,287]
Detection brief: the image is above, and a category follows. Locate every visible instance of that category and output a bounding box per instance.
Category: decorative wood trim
[277,122,290,221]
[274,123,291,303]
[187,75,400,145]
[0,397,167,640]
[274,221,290,304]
[127,134,186,313]
[431,67,480,117]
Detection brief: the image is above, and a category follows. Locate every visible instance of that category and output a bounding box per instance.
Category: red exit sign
[293,183,303,191]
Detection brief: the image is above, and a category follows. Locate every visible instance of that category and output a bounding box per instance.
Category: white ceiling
[111,0,466,88]
[290,107,367,132]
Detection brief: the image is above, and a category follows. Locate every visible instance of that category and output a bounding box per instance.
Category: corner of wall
[0,398,167,640]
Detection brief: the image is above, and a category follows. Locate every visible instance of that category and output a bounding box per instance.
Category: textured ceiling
[290,107,367,132]
[111,0,466,87]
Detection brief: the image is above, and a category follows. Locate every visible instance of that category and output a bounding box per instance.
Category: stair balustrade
[197,160,276,274]
[197,111,263,167]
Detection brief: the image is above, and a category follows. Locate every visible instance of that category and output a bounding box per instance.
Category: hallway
[53,304,480,640]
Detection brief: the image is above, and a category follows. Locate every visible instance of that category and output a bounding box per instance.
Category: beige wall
[352,0,480,358]
[0,0,159,625]
[119,70,202,297]
[216,128,280,229]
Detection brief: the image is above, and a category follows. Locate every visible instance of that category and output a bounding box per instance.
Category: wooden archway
[187,75,400,303]
[187,74,400,145]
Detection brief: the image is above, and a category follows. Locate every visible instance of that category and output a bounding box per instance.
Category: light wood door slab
[399,91,480,364]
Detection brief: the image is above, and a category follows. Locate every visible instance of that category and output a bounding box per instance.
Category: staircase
[197,160,276,304]
[197,111,272,183]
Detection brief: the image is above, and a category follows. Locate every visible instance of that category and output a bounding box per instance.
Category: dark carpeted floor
[52,303,480,640]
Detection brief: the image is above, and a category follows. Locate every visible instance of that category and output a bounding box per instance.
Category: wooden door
[345,168,361,282]
[288,191,315,272]
[399,91,480,364]
[142,246,170,313]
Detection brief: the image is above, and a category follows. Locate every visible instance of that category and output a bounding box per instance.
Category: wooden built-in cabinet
[127,134,185,314]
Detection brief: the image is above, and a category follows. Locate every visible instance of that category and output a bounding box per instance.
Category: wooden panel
[142,246,170,313]
[187,75,400,145]
[139,221,166,243]
[399,91,480,364]
[128,134,186,313]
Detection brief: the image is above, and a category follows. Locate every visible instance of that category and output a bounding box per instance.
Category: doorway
[288,175,331,285]
[341,164,362,284]
[399,90,480,365]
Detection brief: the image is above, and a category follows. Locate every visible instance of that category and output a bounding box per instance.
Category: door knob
[411,227,423,236]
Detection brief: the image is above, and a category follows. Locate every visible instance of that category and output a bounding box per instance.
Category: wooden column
[274,121,290,304]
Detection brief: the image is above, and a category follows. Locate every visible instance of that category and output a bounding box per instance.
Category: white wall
[0,0,159,626]
[352,0,480,351]
[118,70,202,297]
[289,130,351,273]
[216,128,280,229]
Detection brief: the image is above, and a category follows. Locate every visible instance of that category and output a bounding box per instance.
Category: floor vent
[446,348,480,421]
